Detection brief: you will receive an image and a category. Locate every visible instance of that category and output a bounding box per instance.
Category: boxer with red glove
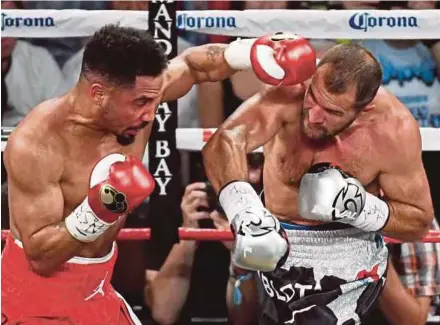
[65,153,155,242]
[224,32,317,85]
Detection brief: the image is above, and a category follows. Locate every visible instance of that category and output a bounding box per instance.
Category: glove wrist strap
[351,193,390,232]
[65,197,115,242]
[219,181,264,223]
[224,38,255,71]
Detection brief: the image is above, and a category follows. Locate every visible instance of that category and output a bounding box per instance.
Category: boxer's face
[302,68,357,140]
[100,75,164,145]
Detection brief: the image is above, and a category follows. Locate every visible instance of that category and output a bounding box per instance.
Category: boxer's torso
[9,95,153,258]
[262,87,408,224]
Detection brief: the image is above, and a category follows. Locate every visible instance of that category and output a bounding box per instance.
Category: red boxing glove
[88,155,155,224]
[250,32,316,86]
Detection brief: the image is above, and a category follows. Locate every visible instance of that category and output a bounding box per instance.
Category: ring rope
[2,127,439,152]
[1,229,440,243]
[2,9,439,39]
[175,128,440,152]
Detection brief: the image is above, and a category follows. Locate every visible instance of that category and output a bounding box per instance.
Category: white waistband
[14,238,116,265]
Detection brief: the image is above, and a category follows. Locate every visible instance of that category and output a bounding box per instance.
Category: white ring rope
[1,9,439,39]
[1,127,438,153]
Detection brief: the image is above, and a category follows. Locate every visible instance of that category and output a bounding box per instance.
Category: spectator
[1,1,67,127]
[145,154,264,325]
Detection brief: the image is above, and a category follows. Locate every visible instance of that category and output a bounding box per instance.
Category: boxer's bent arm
[162,44,234,102]
[145,241,197,325]
[378,261,432,325]
[378,119,434,241]
[203,87,290,192]
[226,275,259,325]
[5,138,84,275]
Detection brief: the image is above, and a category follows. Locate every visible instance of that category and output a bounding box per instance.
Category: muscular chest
[272,127,378,188]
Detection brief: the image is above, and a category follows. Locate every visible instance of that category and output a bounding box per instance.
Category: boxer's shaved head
[318,44,382,111]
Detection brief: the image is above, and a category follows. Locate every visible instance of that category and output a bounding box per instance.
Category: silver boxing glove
[219,181,288,272]
[298,163,390,232]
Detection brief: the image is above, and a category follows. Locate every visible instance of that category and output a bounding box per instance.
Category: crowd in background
[1,1,440,325]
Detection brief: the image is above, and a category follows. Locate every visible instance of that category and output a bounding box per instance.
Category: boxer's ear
[90,83,105,104]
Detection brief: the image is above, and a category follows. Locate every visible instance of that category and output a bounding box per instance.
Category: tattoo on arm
[207,45,224,63]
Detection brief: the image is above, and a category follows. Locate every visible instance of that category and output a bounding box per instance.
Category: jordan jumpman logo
[85,272,108,301]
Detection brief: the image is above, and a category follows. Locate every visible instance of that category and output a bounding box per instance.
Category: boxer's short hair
[318,44,382,111]
[81,24,167,86]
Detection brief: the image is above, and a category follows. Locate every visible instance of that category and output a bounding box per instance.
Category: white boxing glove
[219,181,289,272]
[298,163,390,232]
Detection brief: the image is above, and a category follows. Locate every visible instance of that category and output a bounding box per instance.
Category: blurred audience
[1,1,67,127]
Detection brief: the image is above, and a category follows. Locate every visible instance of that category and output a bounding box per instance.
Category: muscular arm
[226,274,259,325]
[198,81,224,128]
[378,119,434,241]
[162,44,235,102]
[379,261,432,325]
[5,134,84,276]
[202,87,297,192]
[145,241,197,325]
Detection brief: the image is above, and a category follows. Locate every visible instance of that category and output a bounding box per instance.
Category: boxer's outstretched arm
[202,87,295,192]
[162,44,235,102]
[5,135,84,276]
[378,119,434,241]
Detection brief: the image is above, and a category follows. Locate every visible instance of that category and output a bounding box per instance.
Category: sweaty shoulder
[259,84,304,124]
[371,87,421,158]
[5,98,66,187]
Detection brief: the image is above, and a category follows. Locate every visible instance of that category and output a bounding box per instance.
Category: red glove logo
[100,185,128,214]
